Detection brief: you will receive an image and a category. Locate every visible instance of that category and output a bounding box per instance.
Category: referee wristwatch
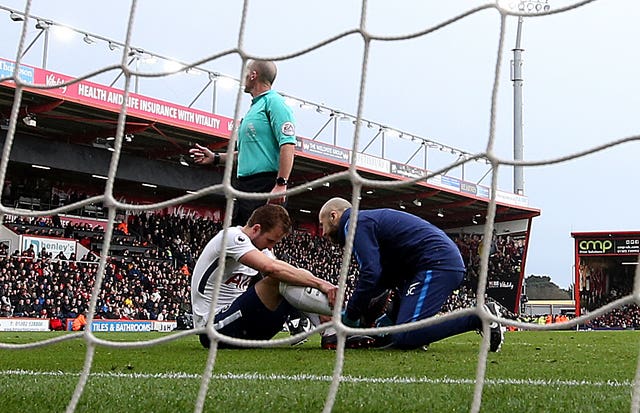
[276,177,288,186]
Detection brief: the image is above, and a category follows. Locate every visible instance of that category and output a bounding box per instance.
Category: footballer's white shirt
[190,226,274,328]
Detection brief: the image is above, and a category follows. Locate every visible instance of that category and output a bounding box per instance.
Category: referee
[190,59,296,226]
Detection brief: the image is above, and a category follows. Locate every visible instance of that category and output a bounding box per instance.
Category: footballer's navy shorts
[391,269,482,349]
[199,284,294,349]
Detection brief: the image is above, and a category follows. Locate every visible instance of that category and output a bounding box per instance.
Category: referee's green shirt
[237,90,296,177]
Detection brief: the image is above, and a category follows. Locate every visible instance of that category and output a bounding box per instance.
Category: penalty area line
[0,369,632,387]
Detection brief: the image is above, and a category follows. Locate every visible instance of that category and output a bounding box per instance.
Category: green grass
[1,330,638,412]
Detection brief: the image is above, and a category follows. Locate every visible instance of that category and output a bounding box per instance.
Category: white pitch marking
[0,369,632,387]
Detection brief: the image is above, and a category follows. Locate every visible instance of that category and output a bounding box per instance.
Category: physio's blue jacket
[338,208,465,321]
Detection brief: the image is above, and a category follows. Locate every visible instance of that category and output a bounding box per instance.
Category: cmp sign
[578,239,613,254]
[578,238,640,255]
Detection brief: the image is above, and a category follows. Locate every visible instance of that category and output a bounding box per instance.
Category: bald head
[319,197,351,244]
[319,197,351,220]
[248,60,277,86]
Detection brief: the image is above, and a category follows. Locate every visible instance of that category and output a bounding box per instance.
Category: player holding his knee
[191,204,337,348]
[318,197,504,352]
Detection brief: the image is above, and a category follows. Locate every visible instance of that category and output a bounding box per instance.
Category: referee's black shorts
[232,171,278,226]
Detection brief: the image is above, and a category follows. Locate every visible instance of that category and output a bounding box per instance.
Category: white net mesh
[1,1,639,412]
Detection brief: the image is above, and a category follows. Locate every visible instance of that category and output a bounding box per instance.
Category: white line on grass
[0,369,632,387]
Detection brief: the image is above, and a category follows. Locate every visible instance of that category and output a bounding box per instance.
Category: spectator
[72,312,87,331]
[0,303,12,317]
[22,244,35,258]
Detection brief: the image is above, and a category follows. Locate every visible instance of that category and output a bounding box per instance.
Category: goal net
[1,1,639,412]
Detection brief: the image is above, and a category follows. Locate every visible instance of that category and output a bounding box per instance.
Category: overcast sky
[0,0,638,289]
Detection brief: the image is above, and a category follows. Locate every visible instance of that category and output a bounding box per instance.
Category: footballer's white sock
[279,283,332,316]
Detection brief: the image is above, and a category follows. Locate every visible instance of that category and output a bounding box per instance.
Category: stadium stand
[0,211,598,330]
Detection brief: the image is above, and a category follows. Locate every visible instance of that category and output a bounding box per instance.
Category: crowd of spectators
[579,277,640,329]
[439,285,477,314]
[274,230,358,302]
[0,213,211,325]
[0,213,360,327]
[451,231,524,291]
[0,216,487,327]
[0,252,190,325]
[585,304,640,329]
[578,262,635,313]
[0,212,636,330]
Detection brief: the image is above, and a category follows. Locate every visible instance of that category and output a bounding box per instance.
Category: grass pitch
[0,330,638,412]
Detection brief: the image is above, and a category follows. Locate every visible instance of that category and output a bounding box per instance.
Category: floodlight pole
[512,16,525,196]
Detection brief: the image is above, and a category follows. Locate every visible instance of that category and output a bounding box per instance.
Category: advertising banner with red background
[1,58,234,137]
